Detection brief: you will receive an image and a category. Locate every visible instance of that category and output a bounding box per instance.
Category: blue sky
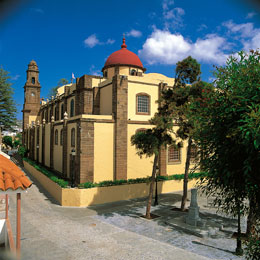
[1,0,260,120]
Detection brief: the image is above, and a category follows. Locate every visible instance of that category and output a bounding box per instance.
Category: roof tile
[0,155,32,192]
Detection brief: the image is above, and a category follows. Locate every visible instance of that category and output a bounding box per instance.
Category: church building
[22,38,193,184]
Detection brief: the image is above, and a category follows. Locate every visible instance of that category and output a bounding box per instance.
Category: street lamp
[71,149,76,188]
[36,145,39,164]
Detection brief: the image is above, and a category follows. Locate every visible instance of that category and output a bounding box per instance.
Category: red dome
[102,38,145,72]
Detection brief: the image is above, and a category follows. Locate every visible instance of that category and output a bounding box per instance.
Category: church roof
[102,38,145,72]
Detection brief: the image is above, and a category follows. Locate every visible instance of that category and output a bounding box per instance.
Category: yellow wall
[28,115,37,126]
[44,123,50,167]
[53,125,63,173]
[24,160,198,207]
[100,84,112,115]
[128,81,158,121]
[127,124,154,179]
[94,122,114,182]
[67,122,77,178]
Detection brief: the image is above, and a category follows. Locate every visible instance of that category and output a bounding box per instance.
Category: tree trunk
[145,153,159,219]
[246,197,258,236]
[181,138,192,211]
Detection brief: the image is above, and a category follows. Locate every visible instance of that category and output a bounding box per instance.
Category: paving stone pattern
[6,166,246,260]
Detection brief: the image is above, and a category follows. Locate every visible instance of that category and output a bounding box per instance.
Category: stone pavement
[6,167,246,260]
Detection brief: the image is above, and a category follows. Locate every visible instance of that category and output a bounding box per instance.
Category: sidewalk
[7,166,245,260]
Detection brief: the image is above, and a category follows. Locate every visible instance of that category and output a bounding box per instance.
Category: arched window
[136,93,150,115]
[168,145,181,163]
[45,110,48,123]
[55,129,58,145]
[70,99,74,117]
[60,129,63,145]
[131,69,137,76]
[61,104,64,120]
[31,77,35,84]
[54,106,58,121]
[71,128,75,147]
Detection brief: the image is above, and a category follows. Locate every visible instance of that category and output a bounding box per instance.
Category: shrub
[18,146,27,158]
[3,136,13,148]
[24,158,68,188]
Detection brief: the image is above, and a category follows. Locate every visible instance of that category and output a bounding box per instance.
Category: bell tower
[22,60,41,136]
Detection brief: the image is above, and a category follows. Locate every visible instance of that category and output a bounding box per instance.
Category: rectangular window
[137,95,149,114]
[168,146,181,163]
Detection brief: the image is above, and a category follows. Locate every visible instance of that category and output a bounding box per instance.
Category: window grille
[168,146,181,162]
[137,94,149,114]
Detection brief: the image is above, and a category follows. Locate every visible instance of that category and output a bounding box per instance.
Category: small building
[22,38,195,185]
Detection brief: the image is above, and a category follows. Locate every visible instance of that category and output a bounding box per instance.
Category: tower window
[104,71,108,78]
[32,77,35,84]
[136,93,150,115]
[61,104,64,120]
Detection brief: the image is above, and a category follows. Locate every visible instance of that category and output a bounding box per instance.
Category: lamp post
[154,165,159,206]
[71,148,76,188]
[36,145,39,164]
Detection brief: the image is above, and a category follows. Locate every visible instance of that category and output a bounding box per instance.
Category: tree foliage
[189,50,260,256]
[153,56,208,210]
[0,67,17,130]
[2,136,13,148]
[131,124,173,219]
[47,78,68,99]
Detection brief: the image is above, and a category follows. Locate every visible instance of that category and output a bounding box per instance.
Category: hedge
[23,158,69,188]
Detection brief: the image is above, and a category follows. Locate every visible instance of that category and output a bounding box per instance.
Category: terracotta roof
[102,37,145,72]
[0,155,32,191]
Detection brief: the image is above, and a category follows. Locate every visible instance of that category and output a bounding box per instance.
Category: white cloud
[126,29,142,38]
[222,20,260,51]
[11,75,20,81]
[197,24,208,32]
[138,29,229,65]
[223,20,255,38]
[84,34,115,48]
[246,12,256,19]
[84,34,100,48]
[89,65,102,76]
[163,6,185,30]
[162,0,174,11]
[106,39,115,44]
[30,8,44,14]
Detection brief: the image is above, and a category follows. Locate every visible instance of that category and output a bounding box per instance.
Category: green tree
[154,56,206,211]
[189,50,260,256]
[47,78,68,99]
[3,136,13,148]
[131,128,173,219]
[0,67,17,130]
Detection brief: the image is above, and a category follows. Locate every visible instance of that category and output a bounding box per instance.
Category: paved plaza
[6,167,246,260]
